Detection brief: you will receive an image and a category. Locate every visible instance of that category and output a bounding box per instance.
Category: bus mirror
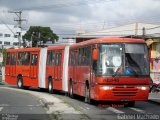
[93,49,98,61]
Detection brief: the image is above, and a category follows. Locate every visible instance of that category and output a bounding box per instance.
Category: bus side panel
[5,75,17,85]
[72,65,79,95]
[90,71,97,100]
[68,49,74,92]
[46,66,55,88]
[5,52,17,85]
[5,66,10,76]
[5,65,11,84]
[68,66,73,86]
[16,66,31,86]
[53,50,64,90]
[29,52,40,87]
[77,66,90,97]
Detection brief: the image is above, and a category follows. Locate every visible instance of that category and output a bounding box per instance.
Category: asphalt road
[0,84,160,120]
[53,93,160,120]
[0,85,50,120]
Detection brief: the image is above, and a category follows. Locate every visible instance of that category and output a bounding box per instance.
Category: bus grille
[112,86,137,96]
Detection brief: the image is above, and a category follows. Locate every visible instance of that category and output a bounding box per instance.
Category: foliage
[23,26,58,47]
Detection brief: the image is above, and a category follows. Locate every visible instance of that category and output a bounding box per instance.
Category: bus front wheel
[17,77,23,89]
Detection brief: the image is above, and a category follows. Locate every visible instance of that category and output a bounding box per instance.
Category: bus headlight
[137,86,149,90]
[101,86,113,90]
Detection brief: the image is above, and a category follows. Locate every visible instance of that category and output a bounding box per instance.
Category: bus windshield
[125,43,149,76]
[97,43,149,77]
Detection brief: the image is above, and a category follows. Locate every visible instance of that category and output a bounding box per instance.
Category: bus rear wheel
[48,79,53,94]
[85,85,90,103]
[17,77,23,89]
[128,101,135,107]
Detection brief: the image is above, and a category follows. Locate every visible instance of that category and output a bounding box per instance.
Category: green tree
[23,26,58,47]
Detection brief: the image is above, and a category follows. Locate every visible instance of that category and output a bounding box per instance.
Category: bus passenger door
[30,53,38,79]
[5,53,10,76]
[90,46,97,99]
[10,53,16,77]
[73,50,78,93]
[54,51,62,90]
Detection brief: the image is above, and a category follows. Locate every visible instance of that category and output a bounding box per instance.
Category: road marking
[86,107,90,110]
[106,107,125,114]
[79,106,86,110]
[0,107,3,112]
[27,105,34,107]
[149,98,160,100]
[27,104,41,107]
[0,104,9,107]
[129,107,145,113]
[79,106,90,110]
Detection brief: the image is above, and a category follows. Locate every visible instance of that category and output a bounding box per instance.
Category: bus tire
[128,101,135,107]
[85,84,90,103]
[48,78,53,94]
[17,77,23,89]
[23,86,29,90]
[69,81,74,98]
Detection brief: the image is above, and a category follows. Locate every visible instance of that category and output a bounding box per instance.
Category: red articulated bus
[5,45,70,93]
[5,37,150,106]
[68,37,150,106]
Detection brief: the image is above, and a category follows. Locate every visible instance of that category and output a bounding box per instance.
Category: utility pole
[102,21,106,29]
[135,22,138,36]
[8,10,26,47]
[142,27,146,40]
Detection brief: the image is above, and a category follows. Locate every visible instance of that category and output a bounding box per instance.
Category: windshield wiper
[112,66,121,78]
[131,67,140,77]
[125,53,142,77]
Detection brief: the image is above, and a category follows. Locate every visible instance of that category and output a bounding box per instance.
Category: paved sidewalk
[0,87,89,120]
[148,92,160,104]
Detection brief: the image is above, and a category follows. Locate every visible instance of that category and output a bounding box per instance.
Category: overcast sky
[0,0,160,39]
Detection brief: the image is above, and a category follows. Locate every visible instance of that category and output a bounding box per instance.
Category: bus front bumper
[93,85,149,101]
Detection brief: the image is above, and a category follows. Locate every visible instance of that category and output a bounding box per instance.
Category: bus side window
[47,50,55,66]
[31,54,38,65]
[6,53,10,65]
[55,53,62,66]
[10,54,16,65]
[18,52,22,65]
[24,52,30,65]
[85,46,91,65]
[51,51,55,65]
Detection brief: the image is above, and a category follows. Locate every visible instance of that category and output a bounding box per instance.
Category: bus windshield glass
[97,43,149,77]
[125,43,149,76]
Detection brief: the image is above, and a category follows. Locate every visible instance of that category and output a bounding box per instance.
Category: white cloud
[0,0,160,38]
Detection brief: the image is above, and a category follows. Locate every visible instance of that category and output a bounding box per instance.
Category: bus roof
[6,45,67,53]
[70,37,145,48]
[6,47,41,53]
[48,45,66,50]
